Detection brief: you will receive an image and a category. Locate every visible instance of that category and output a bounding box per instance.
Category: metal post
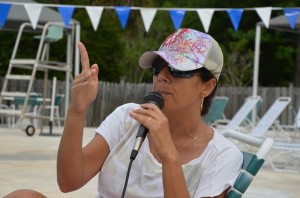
[252,25,262,127]
[65,25,72,118]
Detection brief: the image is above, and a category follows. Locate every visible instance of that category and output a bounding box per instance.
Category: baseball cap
[139,28,224,80]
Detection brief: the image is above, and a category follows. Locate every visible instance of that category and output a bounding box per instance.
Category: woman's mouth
[158,90,171,95]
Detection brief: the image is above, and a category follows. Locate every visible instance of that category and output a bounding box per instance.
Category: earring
[200,98,204,112]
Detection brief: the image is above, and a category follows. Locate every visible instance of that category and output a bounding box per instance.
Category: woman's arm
[162,154,191,198]
[56,42,109,192]
[57,108,110,192]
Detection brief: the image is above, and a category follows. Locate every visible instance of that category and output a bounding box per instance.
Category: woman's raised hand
[70,42,99,113]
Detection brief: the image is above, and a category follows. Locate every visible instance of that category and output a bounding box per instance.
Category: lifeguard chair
[0,21,74,135]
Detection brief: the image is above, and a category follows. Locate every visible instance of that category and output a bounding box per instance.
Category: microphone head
[144,92,164,109]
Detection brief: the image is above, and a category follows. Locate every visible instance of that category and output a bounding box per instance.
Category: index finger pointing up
[78,42,90,71]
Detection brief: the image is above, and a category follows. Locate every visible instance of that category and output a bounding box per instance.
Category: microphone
[130,91,164,160]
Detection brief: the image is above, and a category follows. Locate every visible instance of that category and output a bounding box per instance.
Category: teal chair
[34,24,63,43]
[12,93,42,134]
[34,24,64,61]
[13,93,42,113]
[203,96,229,126]
[37,94,64,127]
[245,96,263,127]
[52,94,64,127]
[221,130,274,198]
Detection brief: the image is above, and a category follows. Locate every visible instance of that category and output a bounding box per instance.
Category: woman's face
[152,66,215,113]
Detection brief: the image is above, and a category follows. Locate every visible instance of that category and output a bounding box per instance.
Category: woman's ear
[201,78,217,97]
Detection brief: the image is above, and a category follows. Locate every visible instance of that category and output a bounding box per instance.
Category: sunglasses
[152,64,199,78]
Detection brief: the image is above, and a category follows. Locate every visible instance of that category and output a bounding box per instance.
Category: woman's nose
[157,67,170,83]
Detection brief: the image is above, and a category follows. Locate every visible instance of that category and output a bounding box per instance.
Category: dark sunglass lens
[152,64,166,76]
[168,65,196,78]
[152,57,168,76]
[152,66,160,75]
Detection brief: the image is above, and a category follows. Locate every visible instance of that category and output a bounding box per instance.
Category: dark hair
[198,67,218,116]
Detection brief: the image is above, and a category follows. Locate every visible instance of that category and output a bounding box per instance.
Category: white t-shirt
[95,103,243,198]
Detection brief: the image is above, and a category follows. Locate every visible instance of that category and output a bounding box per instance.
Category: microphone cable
[121,159,133,198]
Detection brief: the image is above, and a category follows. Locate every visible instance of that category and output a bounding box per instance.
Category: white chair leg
[55,107,61,127]
[10,105,16,128]
[7,116,11,128]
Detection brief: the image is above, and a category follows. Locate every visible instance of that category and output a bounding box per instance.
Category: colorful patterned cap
[139,28,223,80]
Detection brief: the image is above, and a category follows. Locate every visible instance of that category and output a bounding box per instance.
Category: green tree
[1,0,299,86]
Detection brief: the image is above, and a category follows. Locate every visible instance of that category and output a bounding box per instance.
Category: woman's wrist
[160,147,180,164]
[67,105,86,117]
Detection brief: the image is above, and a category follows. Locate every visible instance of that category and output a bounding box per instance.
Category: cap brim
[139,51,159,69]
[139,51,204,72]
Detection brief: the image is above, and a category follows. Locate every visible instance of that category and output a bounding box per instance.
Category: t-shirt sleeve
[95,103,139,151]
[194,136,243,197]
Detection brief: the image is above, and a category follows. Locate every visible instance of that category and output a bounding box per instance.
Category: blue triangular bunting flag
[226,9,244,31]
[115,6,131,29]
[0,3,12,27]
[169,10,185,30]
[57,6,75,28]
[283,8,300,29]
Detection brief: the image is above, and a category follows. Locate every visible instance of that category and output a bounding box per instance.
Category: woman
[5,28,243,198]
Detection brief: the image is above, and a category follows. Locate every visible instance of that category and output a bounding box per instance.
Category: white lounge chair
[249,97,291,138]
[269,141,300,173]
[281,106,300,136]
[242,97,300,173]
[217,96,262,131]
[267,106,300,173]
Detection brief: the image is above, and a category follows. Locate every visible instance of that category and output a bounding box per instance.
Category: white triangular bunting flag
[24,4,43,29]
[196,9,214,33]
[140,8,157,32]
[86,6,104,31]
[255,7,272,28]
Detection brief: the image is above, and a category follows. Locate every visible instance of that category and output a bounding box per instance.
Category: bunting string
[0,1,299,32]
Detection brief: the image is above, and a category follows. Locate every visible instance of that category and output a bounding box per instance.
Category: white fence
[1,78,299,127]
